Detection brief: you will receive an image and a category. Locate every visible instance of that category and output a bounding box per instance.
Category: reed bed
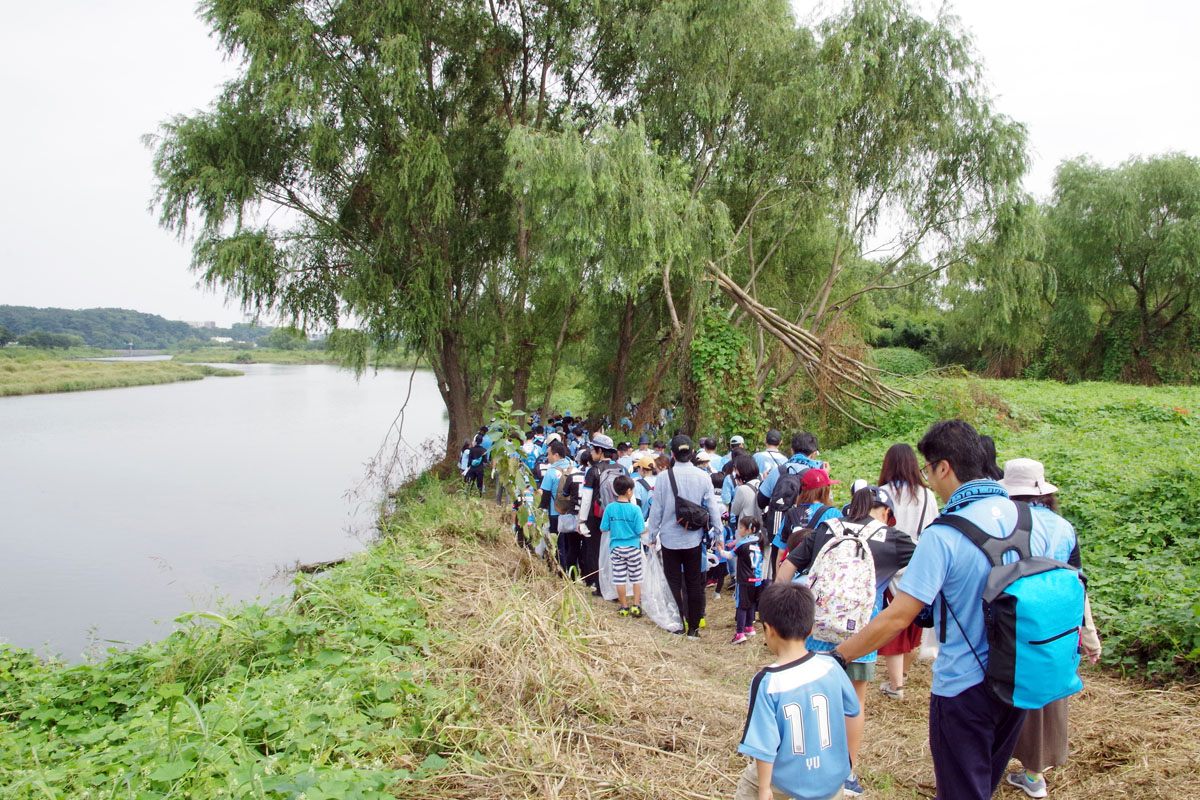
[0,360,240,396]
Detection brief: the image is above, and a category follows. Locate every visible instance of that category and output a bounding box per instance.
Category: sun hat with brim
[638,433,651,445]
[590,433,615,451]
[669,434,694,457]
[999,458,1059,496]
[800,468,840,490]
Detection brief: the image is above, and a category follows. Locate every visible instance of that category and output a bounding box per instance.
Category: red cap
[800,468,840,490]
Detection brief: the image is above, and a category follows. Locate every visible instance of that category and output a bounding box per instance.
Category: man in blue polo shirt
[828,419,1078,800]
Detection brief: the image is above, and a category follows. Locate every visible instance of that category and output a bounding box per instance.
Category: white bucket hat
[999,458,1059,496]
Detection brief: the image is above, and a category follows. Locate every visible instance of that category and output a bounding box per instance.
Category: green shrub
[872,347,933,375]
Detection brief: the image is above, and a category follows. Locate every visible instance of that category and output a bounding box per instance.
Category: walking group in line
[461,413,1100,800]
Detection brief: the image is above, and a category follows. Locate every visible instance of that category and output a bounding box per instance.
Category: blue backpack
[937,502,1085,709]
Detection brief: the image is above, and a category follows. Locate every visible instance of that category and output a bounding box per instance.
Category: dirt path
[426,522,1200,799]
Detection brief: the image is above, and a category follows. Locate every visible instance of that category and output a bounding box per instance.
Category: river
[0,364,446,661]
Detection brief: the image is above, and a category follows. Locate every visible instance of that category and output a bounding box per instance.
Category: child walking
[600,474,646,617]
[735,581,860,800]
[718,517,765,644]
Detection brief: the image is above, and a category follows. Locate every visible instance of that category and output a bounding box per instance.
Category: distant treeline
[0,306,275,350]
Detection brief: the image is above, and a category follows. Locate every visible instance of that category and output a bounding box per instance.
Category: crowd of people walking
[460,412,1099,800]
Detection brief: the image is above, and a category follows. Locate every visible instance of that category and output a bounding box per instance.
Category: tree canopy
[151,0,1106,452]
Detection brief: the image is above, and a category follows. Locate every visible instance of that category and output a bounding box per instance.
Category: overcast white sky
[1,1,1197,326]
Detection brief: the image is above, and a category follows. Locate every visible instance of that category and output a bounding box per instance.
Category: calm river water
[0,364,445,660]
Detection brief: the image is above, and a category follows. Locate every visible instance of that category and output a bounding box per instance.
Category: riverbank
[172,347,424,369]
[0,358,240,397]
[3,474,1195,799]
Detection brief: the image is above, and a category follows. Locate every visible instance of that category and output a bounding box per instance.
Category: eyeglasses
[920,460,941,478]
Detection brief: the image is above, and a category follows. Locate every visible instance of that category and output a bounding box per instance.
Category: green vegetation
[824,377,1200,680]
[0,476,484,799]
[0,357,240,397]
[871,347,934,376]
[172,347,422,369]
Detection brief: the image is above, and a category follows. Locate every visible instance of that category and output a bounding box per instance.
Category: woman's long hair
[879,443,926,503]
[844,487,881,523]
[796,484,832,506]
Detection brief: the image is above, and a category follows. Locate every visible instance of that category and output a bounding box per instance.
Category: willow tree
[1046,154,1200,383]
[700,0,1029,425]
[150,0,641,457]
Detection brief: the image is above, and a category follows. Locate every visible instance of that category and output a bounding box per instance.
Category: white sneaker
[1005,771,1048,799]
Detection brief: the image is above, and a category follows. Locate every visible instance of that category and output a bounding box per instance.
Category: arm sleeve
[896,528,953,605]
[579,487,594,522]
[786,530,821,573]
[704,484,723,531]
[737,672,779,763]
[646,475,665,538]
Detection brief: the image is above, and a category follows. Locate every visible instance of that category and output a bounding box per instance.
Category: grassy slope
[824,377,1200,678]
[0,358,241,397]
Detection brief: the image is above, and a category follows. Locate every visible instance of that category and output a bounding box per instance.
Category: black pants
[558,529,584,578]
[581,515,602,587]
[464,469,484,494]
[929,680,1027,800]
[662,544,705,634]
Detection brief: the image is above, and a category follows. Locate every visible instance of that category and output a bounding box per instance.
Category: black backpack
[782,502,834,540]
[768,467,809,516]
[531,455,549,482]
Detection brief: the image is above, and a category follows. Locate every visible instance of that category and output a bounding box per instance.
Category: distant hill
[0,306,273,350]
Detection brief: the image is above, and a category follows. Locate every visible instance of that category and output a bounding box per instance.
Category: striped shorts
[611,545,644,585]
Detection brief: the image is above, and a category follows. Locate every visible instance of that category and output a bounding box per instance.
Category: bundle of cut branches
[707,262,913,429]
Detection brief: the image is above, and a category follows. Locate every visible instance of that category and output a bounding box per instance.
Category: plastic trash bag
[640,547,683,633]
[598,535,683,633]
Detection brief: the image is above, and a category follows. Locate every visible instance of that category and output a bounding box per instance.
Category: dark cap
[638,433,651,445]
[765,429,782,445]
[669,434,694,457]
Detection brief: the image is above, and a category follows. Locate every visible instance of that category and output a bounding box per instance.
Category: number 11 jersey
[738,652,860,800]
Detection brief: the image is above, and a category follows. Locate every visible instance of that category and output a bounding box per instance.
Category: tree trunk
[541,291,579,414]
[632,337,677,432]
[608,294,637,422]
[433,330,477,462]
[511,341,534,412]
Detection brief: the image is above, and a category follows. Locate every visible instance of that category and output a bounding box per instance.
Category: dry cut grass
[410,503,1200,799]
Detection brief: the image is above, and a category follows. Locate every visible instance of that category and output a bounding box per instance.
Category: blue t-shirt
[739,653,860,800]
[601,500,646,550]
[897,481,1079,698]
[539,459,574,518]
[753,449,789,478]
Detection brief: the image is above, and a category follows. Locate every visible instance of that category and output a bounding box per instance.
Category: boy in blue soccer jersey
[736,582,860,800]
[600,474,647,617]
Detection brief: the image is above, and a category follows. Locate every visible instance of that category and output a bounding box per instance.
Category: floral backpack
[807,518,882,644]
